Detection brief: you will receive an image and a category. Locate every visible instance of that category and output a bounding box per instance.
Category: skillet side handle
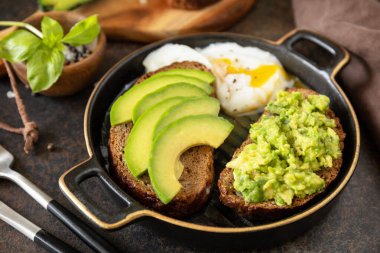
[59,156,145,230]
[278,29,349,75]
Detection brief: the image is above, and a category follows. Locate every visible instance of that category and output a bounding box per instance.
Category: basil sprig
[0,15,100,93]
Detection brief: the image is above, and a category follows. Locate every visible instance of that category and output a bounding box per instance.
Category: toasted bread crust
[109,62,214,218]
[218,88,346,220]
[137,61,211,83]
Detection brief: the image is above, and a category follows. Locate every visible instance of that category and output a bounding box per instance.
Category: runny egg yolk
[215,58,286,87]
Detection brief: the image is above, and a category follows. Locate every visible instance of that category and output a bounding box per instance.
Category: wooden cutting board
[0,0,255,75]
[74,0,255,42]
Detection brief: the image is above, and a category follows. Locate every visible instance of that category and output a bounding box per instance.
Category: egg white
[198,42,293,116]
[143,44,211,72]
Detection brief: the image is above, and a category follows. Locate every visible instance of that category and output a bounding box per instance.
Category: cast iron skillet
[59,29,360,248]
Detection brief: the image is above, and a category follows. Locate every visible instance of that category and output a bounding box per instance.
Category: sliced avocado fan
[110,73,213,126]
[149,115,233,204]
[125,97,187,178]
[132,83,208,123]
[125,96,220,178]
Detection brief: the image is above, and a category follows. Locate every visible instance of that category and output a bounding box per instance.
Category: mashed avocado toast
[218,88,345,220]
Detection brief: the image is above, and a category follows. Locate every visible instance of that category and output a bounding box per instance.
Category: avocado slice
[149,115,234,204]
[151,69,215,84]
[132,83,207,122]
[38,0,91,11]
[154,97,220,136]
[110,74,213,126]
[126,96,221,178]
[125,97,187,178]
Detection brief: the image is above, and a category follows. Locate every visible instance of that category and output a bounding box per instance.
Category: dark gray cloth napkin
[292,0,380,149]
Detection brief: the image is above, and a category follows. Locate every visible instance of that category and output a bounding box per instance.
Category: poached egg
[198,42,293,116]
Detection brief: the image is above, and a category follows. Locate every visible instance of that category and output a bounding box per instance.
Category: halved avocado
[110,74,213,126]
[154,97,220,136]
[149,115,234,204]
[125,97,188,178]
[151,68,215,84]
[132,83,207,122]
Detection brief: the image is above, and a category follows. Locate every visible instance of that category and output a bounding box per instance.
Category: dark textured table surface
[0,1,379,252]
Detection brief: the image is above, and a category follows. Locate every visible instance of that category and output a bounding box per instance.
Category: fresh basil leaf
[26,44,64,93]
[41,16,64,48]
[62,15,100,46]
[0,30,41,63]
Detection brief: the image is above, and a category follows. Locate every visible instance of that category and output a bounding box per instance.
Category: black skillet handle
[278,29,349,75]
[59,156,144,231]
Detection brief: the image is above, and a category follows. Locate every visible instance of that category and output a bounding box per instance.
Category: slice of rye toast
[218,88,346,220]
[109,61,214,218]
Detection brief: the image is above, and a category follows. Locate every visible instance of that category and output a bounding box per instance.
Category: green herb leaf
[41,16,64,48]
[26,44,64,93]
[38,0,92,11]
[0,30,41,63]
[62,15,100,46]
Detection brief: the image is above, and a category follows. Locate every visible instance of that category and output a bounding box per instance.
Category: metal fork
[0,144,120,253]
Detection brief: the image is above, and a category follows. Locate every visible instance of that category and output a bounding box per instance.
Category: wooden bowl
[12,11,106,97]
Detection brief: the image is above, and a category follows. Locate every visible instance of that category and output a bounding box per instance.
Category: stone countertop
[0,0,378,252]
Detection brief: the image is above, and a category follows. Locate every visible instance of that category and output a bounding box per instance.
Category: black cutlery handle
[34,229,79,253]
[47,200,120,253]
